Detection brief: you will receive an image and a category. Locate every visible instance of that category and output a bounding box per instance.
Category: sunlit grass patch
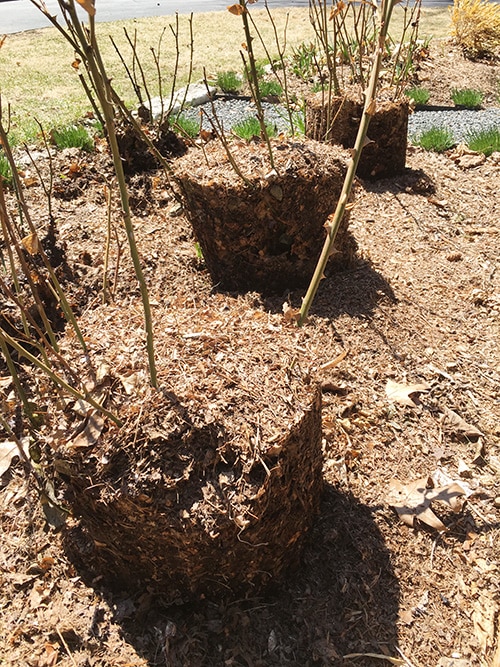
[466,126,500,155]
[231,116,276,140]
[412,126,455,151]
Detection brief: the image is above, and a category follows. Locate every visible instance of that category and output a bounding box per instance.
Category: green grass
[51,124,94,151]
[466,127,500,156]
[173,114,200,138]
[0,152,13,187]
[405,87,431,106]
[258,80,283,98]
[231,116,276,140]
[451,88,484,109]
[216,70,242,95]
[412,126,455,152]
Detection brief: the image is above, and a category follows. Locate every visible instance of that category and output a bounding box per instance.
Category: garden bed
[1,40,500,667]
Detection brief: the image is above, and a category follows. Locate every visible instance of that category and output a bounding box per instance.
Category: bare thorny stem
[299,0,398,325]
[248,2,295,134]
[238,0,275,169]
[30,0,158,387]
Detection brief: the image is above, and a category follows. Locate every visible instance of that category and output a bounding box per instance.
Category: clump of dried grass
[450,0,500,59]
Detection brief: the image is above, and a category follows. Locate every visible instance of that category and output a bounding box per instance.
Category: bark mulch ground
[1,42,499,667]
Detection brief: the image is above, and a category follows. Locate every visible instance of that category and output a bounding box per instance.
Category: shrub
[405,87,431,106]
[450,0,500,59]
[51,124,94,152]
[412,126,455,152]
[216,70,242,95]
[451,87,483,108]
[466,127,500,155]
[232,116,276,141]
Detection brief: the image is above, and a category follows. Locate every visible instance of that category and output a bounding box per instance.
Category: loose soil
[1,42,499,667]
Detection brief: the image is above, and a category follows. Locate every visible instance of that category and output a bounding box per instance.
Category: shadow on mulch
[358,167,437,196]
[81,483,400,666]
[309,259,397,321]
[258,257,396,330]
[237,258,395,323]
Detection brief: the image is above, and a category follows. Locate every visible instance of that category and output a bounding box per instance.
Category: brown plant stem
[299,0,397,326]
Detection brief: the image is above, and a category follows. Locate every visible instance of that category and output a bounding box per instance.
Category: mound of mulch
[39,294,323,600]
[173,138,356,292]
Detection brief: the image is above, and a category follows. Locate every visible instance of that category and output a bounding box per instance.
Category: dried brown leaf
[282,302,300,323]
[472,592,498,655]
[227,4,245,15]
[387,476,466,531]
[75,0,95,16]
[37,642,59,667]
[385,379,430,406]
[21,232,40,255]
[0,440,19,476]
[69,412,104,449]
[440,407,483,438]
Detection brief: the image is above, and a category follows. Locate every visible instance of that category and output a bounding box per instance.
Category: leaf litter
[0,41,500,667]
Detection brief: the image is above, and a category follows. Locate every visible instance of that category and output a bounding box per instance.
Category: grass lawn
[0,6,451,144]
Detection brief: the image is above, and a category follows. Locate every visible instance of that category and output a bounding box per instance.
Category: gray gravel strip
[408,108,500,144]
[181,97,298,135]
[182,97,500,145]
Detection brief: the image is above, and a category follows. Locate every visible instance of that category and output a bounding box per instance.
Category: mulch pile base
[49,300,323,600]
[306,92,409,179]
[173,138,356,293]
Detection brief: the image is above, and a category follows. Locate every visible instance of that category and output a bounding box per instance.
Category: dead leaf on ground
[37,642,59,667]
[387,476,466,531]
[0,441,20,477]
[0,375,12,390]
[385,379,430,407]
[431,468,475,498]
[282,302,300,323]
[68,411,104,449]
[471,592,498,656]
[0,438,27,476]
[440,407,483,438]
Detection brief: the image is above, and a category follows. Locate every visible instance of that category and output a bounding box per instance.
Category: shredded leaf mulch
[1,42,500,667]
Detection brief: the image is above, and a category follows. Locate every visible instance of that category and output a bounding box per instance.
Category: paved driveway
[0,0,312,34]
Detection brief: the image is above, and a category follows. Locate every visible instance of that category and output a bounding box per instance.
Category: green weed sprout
[51,124,94,151]
[412,126,455,151]
[466,126,500,155]
[405,87,430,106]
[258,80,283,98]
[173,114,200,138]
[232,116,276,140]
[217,70,243,94]
[451,88,484,108]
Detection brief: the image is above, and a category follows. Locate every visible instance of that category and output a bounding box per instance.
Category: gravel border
[181,96,500,145]
[408,108,500,143]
